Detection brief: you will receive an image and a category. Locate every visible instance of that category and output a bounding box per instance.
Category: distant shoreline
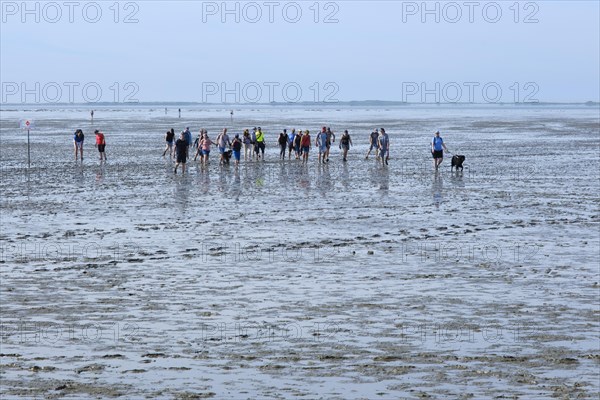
[1,101,598,108]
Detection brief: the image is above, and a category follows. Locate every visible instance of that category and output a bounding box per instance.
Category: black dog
[222,149,233,165]
[451,155,465,171]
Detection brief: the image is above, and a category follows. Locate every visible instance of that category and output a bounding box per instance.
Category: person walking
[365,129,379,159]
[431,131,448,170]
[316,126,328,163]
[243,129,252,160]
[378,128,390,166]
[163,129,175,157]
[232,134,243,166]
[174,132,188,174]
[339,130,352,162]
[301,130,311,164]
[255,127,266,160]
[278,129,288,160]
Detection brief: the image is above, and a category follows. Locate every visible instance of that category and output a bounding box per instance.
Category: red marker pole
[27,128,31,168]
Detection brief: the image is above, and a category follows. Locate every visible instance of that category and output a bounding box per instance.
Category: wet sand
[1,105,599,398]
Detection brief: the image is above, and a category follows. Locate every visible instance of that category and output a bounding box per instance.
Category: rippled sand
[1,106,599,398]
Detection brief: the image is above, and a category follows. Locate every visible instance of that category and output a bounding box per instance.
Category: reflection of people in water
[379,164,389,192]
[230,167,241,201]
[316,163,333,196]
[340,161,350,189]
[432,171,443,207]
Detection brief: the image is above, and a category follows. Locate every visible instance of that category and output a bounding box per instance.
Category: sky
[1,0,599,103]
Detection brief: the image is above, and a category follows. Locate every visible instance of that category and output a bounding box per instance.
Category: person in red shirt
[95,130,106,161]
[300,130,311,164]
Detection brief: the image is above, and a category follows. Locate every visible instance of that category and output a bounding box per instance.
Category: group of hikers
[162,126,397,174]
[71,126,450,173]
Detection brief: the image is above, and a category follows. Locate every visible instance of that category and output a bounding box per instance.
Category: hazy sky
[1,0,598,103]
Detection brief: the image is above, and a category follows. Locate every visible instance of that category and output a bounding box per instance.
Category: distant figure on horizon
[73,129,84,161]
[178,108,181,118]
[431,131,448,170]
[95,129,106,161]
[90,110,94,122]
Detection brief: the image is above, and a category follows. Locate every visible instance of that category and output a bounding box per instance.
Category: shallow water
[1,105,599,398]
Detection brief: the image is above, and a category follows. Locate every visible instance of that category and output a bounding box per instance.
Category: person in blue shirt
[316,126,328,163]
[431,131,448,169]
[184,127,192,157]
[287,129,296,159]
[73,129,84,161]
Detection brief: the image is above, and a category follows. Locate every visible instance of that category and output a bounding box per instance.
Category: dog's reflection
[432,171,443,207]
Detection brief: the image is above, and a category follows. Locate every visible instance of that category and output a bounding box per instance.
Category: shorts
[202,149,210,156]
[219,146,226,154]
[380,148,388,158]
[319,145,327,153]
[370,144,379,151]
[288,143,294,150]
[432,150,443,159]
[294,144,300,153]
[326,141,331,149]
[233,150,241,161]
[74,141,83,148]
[340,144,349,151]
[97,144,106,152]
[257,142,265,152]
[177,154,187,163]
[166,141,173,146]
[302,146,310,154]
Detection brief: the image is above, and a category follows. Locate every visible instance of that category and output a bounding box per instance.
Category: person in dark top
[174,132,188,174]
[365,129,379,159]
[325,127,335,162]
[339,130,352,162]
[278,129,288,160]
[293,130,302,159]
[163,129,175,157]
[232,134,243,166]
